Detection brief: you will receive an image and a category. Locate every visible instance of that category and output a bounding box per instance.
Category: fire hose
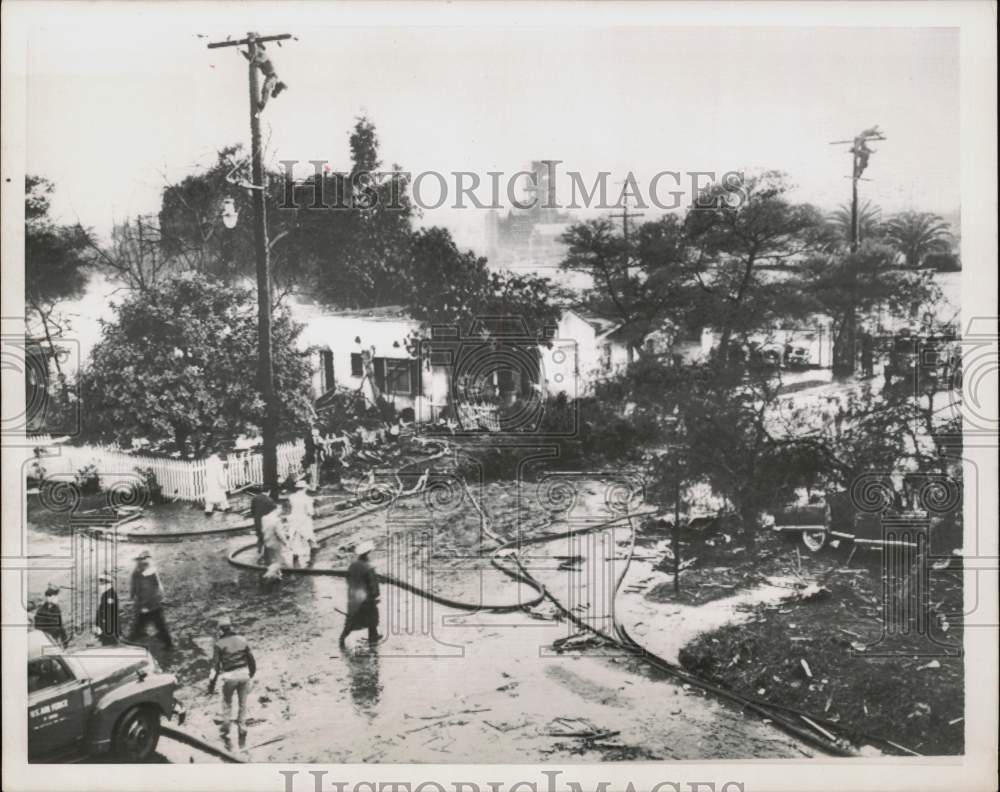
[221,440,922,759]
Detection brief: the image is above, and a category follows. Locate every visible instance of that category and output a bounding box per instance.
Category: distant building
[484,160,592,292]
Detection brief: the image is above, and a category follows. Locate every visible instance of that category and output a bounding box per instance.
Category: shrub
[74,463,100,495]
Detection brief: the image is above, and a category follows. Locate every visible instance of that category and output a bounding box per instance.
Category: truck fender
[87,674,176,751]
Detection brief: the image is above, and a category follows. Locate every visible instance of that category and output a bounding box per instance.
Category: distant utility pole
[611,183,645,363]
[208,31,293,490]
[829,125,885,378]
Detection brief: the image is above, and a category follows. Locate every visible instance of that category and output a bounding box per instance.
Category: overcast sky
[27,24,959,250]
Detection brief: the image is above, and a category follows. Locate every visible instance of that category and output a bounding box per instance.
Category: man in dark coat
[339,540,382,645]
[129,550,173,649]
[94,571,119,645]
[35,584,68,647]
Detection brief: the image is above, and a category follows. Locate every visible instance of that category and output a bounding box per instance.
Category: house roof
[570,308,621,336]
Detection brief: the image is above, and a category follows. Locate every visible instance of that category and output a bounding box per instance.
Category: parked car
[28,629,185,762]
[768,490,923,554]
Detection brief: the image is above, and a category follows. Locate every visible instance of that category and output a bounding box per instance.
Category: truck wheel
[802,529,827,553]
[113,706,161,762]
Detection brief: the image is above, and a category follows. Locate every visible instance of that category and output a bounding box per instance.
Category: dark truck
[28,629,185,762]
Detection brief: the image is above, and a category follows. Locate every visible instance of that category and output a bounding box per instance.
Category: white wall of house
[295,308,437,420]
[541,309,630,398]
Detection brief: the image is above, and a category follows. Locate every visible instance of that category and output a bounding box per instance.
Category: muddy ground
[26,474,816,763]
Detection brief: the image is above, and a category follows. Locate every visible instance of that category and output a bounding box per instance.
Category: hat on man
[294,479,308,489]
[44,584,60,597]
[217,615,233,630]
[355,539,375,557]
[135,550,152,561]
[97,571,113,583]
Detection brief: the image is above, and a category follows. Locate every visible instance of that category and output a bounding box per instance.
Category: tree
[884,211,953,269]
[560,215,693,358]
[24,176,93,376]
[158,145,299,291]
[86,215,174,292]
[290,117,416,308]
[604,356,799,555]
[79,272,314,456]
[683,171,825,358]
[407,226,562,338]
[822,200,883,251]
[798,241,942,365]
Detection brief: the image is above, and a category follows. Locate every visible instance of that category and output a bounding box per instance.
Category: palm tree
[822,201,883,251]
[884,211,953,268]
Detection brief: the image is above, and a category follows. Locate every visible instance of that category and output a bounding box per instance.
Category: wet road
[26,481,814,763]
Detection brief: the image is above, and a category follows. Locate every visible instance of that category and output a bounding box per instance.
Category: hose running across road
[221,439,921,758]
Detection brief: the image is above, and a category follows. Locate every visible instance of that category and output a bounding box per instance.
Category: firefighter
[339,540,382,646]
[129,550,173,650]
[208,615,257,748]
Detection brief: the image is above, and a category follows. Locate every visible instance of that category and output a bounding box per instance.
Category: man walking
[35,584,68,647]
[339,540,382,646]
[129,550,173,649]
[94,571,119,645]
[208,615,257,748]
[287,479,318,567]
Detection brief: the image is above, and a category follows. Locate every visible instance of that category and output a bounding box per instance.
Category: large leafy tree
[24,176,93,376]
[79,272,314,456]
[883,211,953,269]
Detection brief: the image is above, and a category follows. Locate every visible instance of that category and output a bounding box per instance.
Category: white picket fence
[27,436,304,503]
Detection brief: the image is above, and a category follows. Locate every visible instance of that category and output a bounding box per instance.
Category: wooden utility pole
[208,31,292,490]
[829,125,885,378]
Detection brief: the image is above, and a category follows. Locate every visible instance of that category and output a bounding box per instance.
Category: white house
[292,302,635,419]
[293,303,444,421]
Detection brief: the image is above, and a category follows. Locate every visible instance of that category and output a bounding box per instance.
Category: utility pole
[611,183,645,362]
[208,31,292,490]
[829,125,885,378]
